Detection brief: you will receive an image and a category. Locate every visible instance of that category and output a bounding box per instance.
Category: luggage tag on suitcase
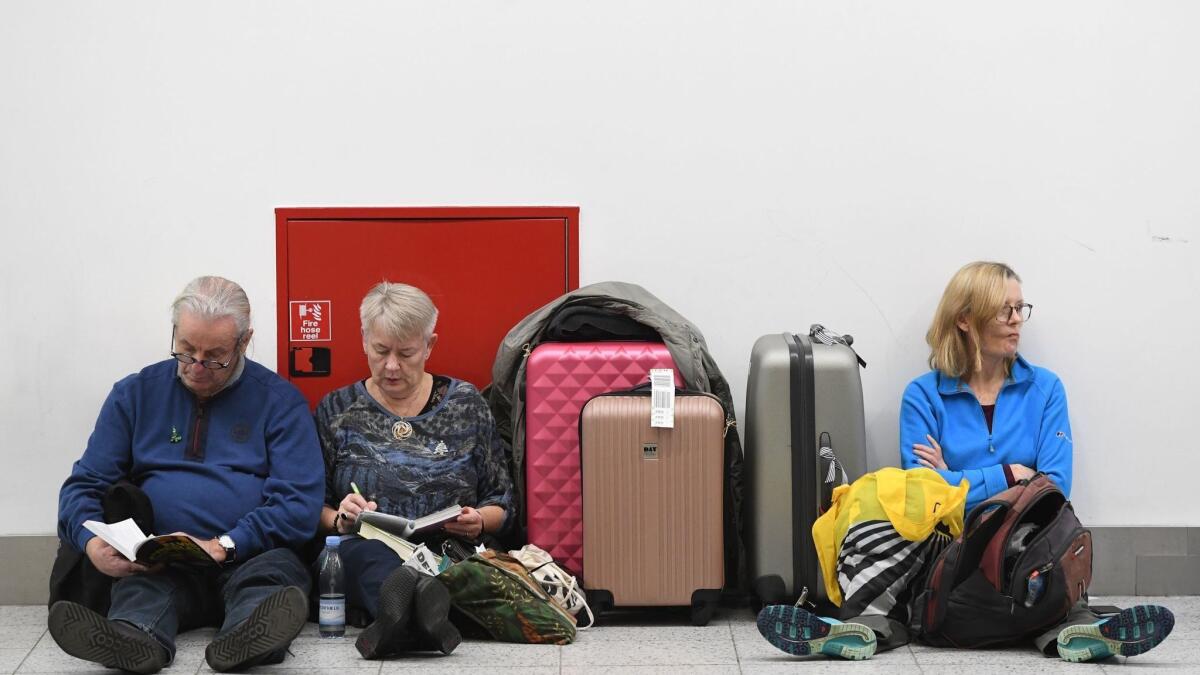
[649,368,675,428]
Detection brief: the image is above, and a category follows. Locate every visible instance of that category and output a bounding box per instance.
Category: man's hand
[199,536,227,564]
[85,536,149,578]
[913,434,948,470]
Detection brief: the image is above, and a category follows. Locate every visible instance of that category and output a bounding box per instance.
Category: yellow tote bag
[812,467,968,605]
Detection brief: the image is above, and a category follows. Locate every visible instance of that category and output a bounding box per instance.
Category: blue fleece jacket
[58,358,324,560]
[899,354,1073,512]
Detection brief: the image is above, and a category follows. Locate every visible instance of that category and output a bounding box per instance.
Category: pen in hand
[350,481,377,505]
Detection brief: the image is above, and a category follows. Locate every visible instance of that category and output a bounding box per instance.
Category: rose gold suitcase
[580,389,725,625]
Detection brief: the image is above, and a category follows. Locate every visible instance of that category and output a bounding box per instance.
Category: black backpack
[48,480,155,613]
[914,473,1093,648]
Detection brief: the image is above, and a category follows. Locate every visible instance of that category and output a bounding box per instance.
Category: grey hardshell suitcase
[744,325,868,610]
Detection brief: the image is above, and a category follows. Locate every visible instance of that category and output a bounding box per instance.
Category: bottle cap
[325,535,341,547]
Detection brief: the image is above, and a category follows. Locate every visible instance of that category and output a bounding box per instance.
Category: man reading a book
[49,276,325,674]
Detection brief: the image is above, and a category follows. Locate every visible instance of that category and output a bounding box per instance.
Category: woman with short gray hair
[314,281,513,660]
[358,281,438,342]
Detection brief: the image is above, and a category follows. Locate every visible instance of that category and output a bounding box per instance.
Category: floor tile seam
[903,644,922,667]
[561,658,744,667]
[727,616,744,666]
[11,634,38,675]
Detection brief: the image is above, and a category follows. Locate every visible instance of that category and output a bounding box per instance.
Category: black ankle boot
[356,566,420,659]
[410,575,461,655]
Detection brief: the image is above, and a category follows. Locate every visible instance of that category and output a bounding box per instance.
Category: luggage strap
[809,324,867,368]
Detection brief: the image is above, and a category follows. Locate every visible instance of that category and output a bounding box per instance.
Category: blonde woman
[760,262,1173,664]
[901,261,1059,511]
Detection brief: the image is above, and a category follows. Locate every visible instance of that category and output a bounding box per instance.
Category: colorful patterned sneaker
[1057,604,1175,662]
[756,605,877,660]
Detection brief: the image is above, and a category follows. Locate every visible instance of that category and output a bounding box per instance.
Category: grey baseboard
[1,536,63,605]
[3,527,1199,604]
[1091,527,1200,595]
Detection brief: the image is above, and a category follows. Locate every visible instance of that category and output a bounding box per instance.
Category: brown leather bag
[914,473,1093,648]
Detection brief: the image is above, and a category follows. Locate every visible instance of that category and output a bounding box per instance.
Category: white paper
[650,368,675,428]
[83,518,150,561]
[402,543,443,577]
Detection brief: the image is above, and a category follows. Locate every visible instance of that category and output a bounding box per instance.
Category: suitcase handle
[809,324,867,368]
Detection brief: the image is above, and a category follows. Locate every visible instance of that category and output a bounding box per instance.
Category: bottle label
[319,596,345,627]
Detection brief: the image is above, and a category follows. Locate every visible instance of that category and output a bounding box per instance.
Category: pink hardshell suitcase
[524,342,682,578]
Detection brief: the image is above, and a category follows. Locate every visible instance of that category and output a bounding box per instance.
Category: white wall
[2,1,1197,533]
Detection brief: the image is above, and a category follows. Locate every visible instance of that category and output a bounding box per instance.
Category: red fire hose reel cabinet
[276,206,579,409]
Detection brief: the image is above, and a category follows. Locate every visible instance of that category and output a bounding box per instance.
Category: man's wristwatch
[217,534,237,563]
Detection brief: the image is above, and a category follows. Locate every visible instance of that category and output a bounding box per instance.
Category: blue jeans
[107,548,309,660]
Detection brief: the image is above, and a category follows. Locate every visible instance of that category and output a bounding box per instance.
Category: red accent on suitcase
[525,342,681,577]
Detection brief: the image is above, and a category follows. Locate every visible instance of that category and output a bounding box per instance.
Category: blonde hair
[359,281,438,342]
[926,261,1022,379]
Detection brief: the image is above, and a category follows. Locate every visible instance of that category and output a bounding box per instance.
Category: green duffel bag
[438,549,577,645]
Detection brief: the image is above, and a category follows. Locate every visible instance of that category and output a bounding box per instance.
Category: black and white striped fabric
[837,520,952,619]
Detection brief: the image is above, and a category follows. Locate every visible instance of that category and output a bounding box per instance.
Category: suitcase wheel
[585,589,614,622]
[753,575,787,609]
[690,589,721,626]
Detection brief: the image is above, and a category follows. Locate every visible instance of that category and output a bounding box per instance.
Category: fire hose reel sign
[290,301,331,341]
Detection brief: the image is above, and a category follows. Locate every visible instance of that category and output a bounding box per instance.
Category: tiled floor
[2,596,1195,674]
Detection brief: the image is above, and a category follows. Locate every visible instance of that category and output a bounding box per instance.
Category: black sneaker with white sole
[205,586,307,672]
[48,600,170,675]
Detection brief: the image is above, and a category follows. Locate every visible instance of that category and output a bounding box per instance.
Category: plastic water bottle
[1024,567,1047,608]
[317,535,345,638]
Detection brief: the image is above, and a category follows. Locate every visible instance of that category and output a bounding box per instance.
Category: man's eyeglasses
[170,327,245,370]
[996,303,1033,322]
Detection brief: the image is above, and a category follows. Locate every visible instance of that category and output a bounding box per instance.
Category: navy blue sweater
[58,359,324,559]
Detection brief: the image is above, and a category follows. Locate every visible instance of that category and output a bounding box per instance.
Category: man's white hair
[171,276,252,334]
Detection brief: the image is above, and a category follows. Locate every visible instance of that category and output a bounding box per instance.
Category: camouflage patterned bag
[438,549,577,644]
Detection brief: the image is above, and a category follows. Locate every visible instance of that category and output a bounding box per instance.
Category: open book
[357,504,463,539]
[357,521,449,575]
[84,518,219,569]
